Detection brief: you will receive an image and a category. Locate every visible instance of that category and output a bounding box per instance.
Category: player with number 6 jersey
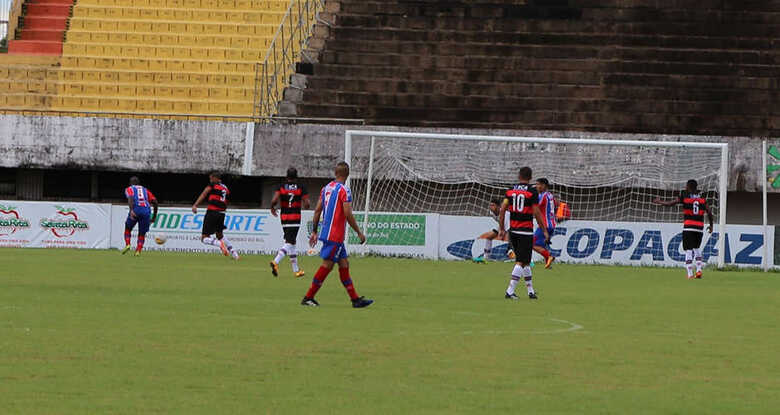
[270,167,310,278]
[654,179,714,279]
[498,167,549,300]
[192,172,239,260]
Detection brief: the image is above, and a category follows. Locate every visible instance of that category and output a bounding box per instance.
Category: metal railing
[253,0,324,120]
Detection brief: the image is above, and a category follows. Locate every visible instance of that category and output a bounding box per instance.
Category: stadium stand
[1,0,292,117]
[280,0,780,136]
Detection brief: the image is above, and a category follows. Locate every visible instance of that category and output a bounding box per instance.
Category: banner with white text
[438,217,775,267]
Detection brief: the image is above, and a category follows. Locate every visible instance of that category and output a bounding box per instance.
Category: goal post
[345,130,728,268]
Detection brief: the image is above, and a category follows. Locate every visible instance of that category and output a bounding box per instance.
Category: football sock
[484,239,493,258]
[124,229,131,246]
[289,246,300,273]
[693,248,703,272]
[221,237,234,251]
[136,234,145,252]
[274,246,287,264]
[202,237,220,247]
[507,264,523,295]
[523,266,535,295]
[539,248,550,260]
[685,250,694,277]
[305,266,331,299]
[339,267,359,300]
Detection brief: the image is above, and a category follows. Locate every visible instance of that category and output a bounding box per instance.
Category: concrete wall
[253,123,778,193]
[0,114,776,194]
[0,115,246,174]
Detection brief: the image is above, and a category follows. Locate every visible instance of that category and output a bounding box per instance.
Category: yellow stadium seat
[81,97,99,109]
[159,9,175,20]
[82,84,100,95]
[156,100,175,113]
[101,71,118,82]
[85,44,103,55]
[135,22,153,32]
[117,98,136,111]
[172,87,189,98]
[104,45,121,57]
[189,101,208,114]
[118,85,136,96]
[183,0,200,8]
[190,88,207,99]
[126,34,143,44]
[155,86,173,97]
[168,0,183,7]
[172,101,191,113]
[101,85,119,96]
[99,98,120,110]
[117,72,136,82]
[6,94,25,107]
[190,48,208,60]
[137,73,154,83]
[136,99,155,112]
[68,32,90,42]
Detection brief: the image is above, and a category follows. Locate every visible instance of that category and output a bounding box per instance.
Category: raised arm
[308,196,323,247]
[343,201,366,244]
[192,186,211,214]
[653,196,680,207]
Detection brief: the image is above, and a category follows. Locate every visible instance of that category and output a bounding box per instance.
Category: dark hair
[209,172,222,179]
[490,198,502,206]
[335,161,350,177]
[687,179,698,190]
[536,177,549,186]
[129,176,140,185]
[286,167,298,179]
[519,166,533,180]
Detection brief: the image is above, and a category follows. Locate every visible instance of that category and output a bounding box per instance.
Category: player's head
[335,161,350,180]
[129,176,140,186]
[686,179,698,192]
[518,166,533,182]
[536,177,550,192]
[489,198,502,213]
[286,167,298,181]
[209,172,222,184]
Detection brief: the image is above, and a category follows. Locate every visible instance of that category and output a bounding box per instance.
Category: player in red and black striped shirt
[192,172,239,260]
[498,167,550,300]
[654,179,714,279]
[269,167,310,278]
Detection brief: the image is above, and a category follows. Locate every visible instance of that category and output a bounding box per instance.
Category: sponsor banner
[110,206,291,255]
[345,212,437,258]
[0,201,111,249]
[439,217,775,267]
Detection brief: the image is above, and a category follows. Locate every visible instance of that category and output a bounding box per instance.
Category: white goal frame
[345,130,729,268]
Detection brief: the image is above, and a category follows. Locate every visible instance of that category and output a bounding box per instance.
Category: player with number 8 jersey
[498,167,549,300]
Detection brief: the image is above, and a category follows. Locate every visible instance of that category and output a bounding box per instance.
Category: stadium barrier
[0,201,775,268]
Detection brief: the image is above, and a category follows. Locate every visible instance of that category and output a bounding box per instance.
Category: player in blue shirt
[534,178,557,268]
[122,176,158,256]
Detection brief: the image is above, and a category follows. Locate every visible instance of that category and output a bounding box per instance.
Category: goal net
[345,131,728,267]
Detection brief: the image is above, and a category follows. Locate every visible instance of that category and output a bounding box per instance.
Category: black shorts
[202,210,226,236]
[509,233,533,264]
[283,226,300,244]
[682,230,703,250]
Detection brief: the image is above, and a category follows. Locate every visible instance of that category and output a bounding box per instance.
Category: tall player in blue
[122,176,158,256]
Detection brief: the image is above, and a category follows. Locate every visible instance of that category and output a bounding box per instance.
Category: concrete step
[7,40,64,55]
[19,29,66,41]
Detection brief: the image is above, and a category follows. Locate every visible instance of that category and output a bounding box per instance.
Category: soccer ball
[154,235,167,245]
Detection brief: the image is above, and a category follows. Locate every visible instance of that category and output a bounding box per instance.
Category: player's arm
[192,185,211,213]
[653,196,680,207]
[533,205,550,243]
[308,196,323,247]
[126,196,136,218]
[342,201,366,244]
[269,190,280,217]
[497,198,509,239]
[150,197,159,223]
[705,203,714,233]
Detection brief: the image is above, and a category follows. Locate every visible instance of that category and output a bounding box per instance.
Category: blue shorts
[126,212,151,235]
[320,240,348,262]
[534,227,553,247]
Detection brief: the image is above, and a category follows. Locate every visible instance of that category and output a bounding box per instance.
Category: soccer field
[1,249,778,414]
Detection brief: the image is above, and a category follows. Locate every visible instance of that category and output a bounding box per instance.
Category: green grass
[1,249,779,414]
